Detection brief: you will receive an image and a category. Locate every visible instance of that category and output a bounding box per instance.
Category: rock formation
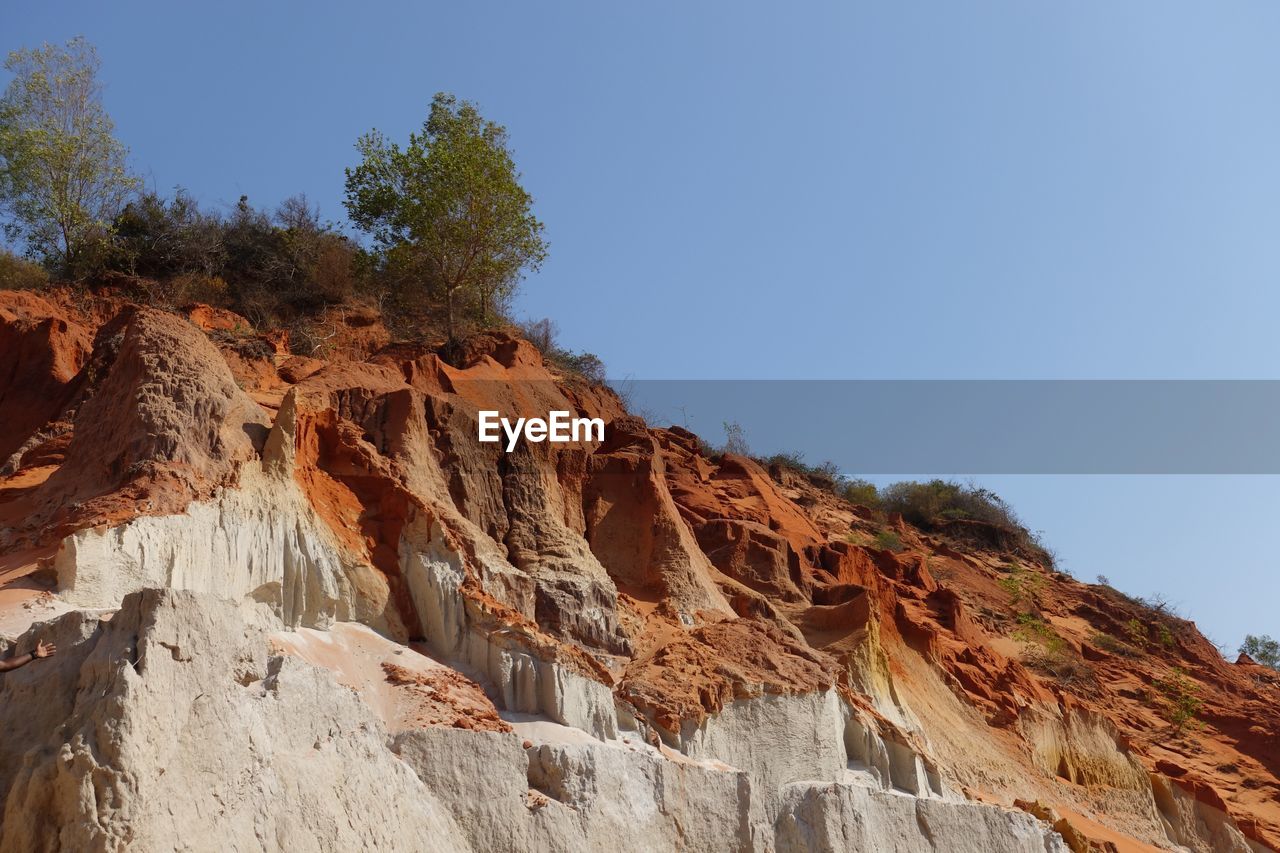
[0,288,1276,852]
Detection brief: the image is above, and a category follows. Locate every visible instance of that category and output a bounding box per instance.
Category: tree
[1240,634,1280,670]
[0,37,138,275]
[344,92,547,340]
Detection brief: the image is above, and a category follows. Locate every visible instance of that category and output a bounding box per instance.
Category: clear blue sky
[7,1,1278,649]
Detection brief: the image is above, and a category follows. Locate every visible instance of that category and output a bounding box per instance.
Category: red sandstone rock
[2,287,1278,851]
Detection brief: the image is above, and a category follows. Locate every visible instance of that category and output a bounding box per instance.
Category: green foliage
[552,350,605,384]
[840,478,880,508]
[345,92,547,340]
[0,247,48,289]
[881,479,1016,527]
[111,189,224,278]
[1089,631,1139,658]
[761,450,808,470]
[1152,668,1203,735]
[754,448,880,509]
[1240,634,1280,669]
[1014,613,1065,653]
[998,563,1045,607]
[879,479,1056,567]
[0,37,140,275]
[104,191,363,326]
[1124,618,1149,649]
[873,530,904,553]
[223,194,362,323]
[1157,623,1176,650]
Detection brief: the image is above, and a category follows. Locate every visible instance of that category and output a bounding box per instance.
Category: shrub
[1024,645,1092,685]
[1090,631,1139,658]
[221,195,286,291]
[874,530,904,552]
[552,350,606,384]
[106,190,366,327]
[1016,615,1089,683]
[881,479,1018,528]
[1153,668,1202,735]
[1240,634,1280,669]
[1014,613,1063,650]
[221,195,367,326]
[1144,593,1184,620]
[1124,618,1149,649]
[761,450,809,471]
[110,189,225,278]
[755,450,881,509]
[519,317,557,352]
[880,479,1055,567]
[998,563,1045,607]
[516,317,607,385]
[0,249,48,289]
[810,460,844,488]
[841,478,880,508]
[169,273,229,307]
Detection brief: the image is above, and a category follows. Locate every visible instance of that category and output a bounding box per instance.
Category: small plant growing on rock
[999,563,1044,608]
[1015,614,1064,651]
[1089,631,1139,658]
[1016,616,1090,684]
[1153,668,1202,735]
[843,530,875,548]
[1124,618,1149,650]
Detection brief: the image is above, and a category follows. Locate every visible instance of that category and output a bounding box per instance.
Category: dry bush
[170,273,230,307]
[0,250,50,290]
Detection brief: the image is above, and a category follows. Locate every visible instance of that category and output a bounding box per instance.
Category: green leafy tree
[1240,634,1280,670]
[344,92,547,340]
[0,37,139,274]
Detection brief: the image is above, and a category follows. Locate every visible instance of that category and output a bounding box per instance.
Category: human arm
[0,640,56,672]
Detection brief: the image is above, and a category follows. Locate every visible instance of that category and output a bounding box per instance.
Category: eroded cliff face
[0,288,1276,852]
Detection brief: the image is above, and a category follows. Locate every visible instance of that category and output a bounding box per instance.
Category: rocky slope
[0,287,1276,852]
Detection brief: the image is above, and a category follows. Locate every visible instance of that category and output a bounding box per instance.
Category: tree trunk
[446,286,456,342]
[60,221,74,279]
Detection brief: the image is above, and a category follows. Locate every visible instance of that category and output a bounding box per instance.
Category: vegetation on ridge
[0,38,549,356]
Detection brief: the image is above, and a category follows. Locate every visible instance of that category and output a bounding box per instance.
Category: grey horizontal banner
[603,380,1280,474]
